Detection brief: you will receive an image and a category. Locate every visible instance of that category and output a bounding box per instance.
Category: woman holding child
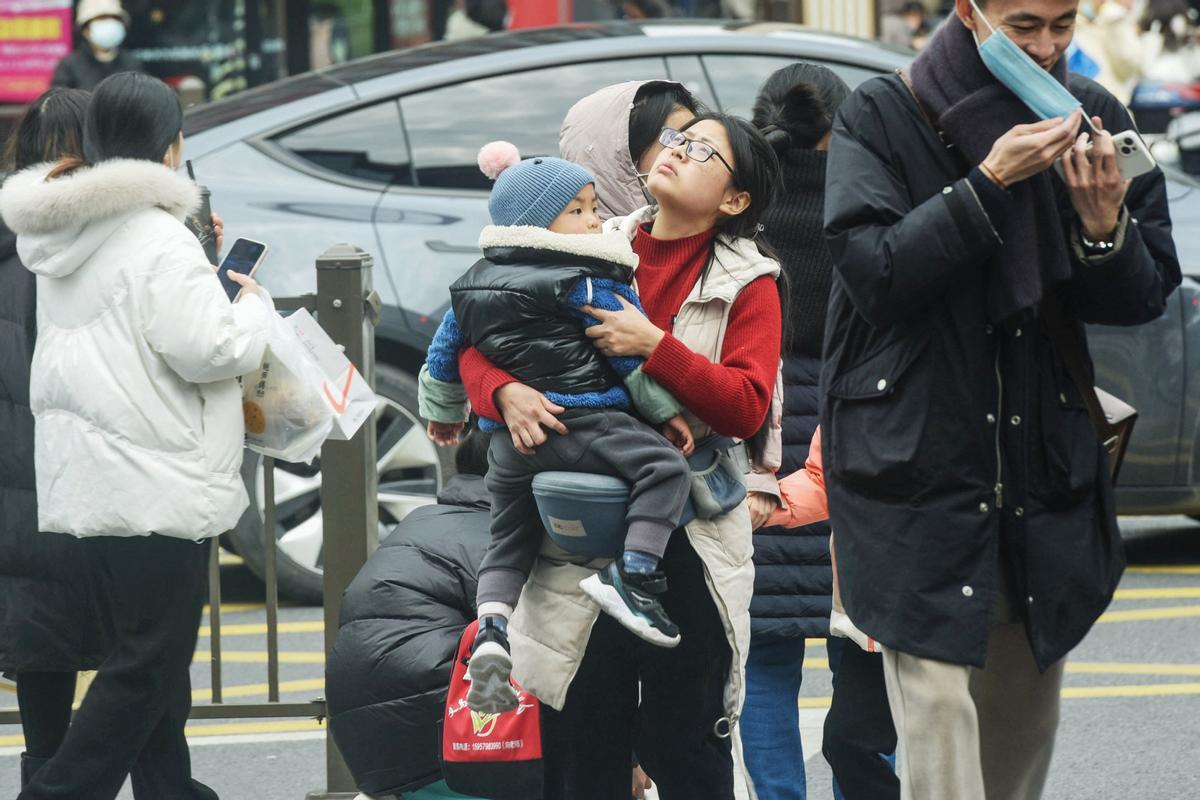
[452,80,788,799]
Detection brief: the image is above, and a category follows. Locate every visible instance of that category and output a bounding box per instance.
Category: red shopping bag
[440,620,543,799]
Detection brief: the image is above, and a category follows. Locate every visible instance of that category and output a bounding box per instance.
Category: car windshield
[1163,165,1200,276]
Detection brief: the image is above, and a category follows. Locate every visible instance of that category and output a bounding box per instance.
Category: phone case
[1051,128,1157,182]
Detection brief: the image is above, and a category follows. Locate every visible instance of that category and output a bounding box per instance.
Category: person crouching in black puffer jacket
[327,432,494,799]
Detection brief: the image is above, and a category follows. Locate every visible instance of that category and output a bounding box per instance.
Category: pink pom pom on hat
[477,140,522,180]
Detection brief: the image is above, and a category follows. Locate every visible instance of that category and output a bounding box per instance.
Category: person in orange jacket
[761,427,900,800]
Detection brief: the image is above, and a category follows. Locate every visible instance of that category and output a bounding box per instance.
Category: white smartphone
[217,238,268,301]
[1053,129,1157,181]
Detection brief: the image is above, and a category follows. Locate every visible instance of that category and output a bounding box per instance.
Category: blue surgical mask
[970,0,1082,122]
[88,18,126,50]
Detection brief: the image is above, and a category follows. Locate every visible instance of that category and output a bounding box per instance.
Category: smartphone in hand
[218,238,268,301]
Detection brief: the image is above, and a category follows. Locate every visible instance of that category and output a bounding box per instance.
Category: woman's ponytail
[751,64,851,155]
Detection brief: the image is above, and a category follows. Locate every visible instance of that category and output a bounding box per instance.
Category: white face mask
[88,18,126,50]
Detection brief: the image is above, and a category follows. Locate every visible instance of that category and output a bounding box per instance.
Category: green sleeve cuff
[625,365,683,424]
[418,363,469,423]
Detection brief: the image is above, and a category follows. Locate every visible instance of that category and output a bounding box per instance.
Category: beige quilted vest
[509,208,782,728]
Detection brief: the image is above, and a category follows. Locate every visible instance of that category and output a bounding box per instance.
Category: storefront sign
[0,0,74,103]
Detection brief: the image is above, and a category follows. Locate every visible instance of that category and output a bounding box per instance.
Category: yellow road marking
[1067,662,1200,677]
[192,678,324,702]
[1097,604,1200,623]
[193,650,326,664]
[202,603,266,615]
[1112,588,1200,600]
[805,638,827,648]
[1061,682,1200,699]
[198,621,324,637]
[1126,566,1200,575]
[218,552,245,566]
[1,719,325,748]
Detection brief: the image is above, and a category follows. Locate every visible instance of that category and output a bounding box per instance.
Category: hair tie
[760,124,792,154]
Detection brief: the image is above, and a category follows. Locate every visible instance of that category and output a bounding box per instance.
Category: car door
[373,56,670,347]
[227,99,411,308]
[1088,172,1198,493]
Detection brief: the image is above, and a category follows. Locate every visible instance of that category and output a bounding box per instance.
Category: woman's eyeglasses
[658,127,735,176]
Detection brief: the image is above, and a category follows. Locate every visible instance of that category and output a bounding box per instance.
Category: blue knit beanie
[478,141,596,228]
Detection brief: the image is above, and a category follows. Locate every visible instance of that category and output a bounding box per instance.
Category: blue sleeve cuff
[426,309,465,382]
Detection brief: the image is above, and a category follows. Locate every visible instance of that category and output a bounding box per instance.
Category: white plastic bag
[242,311,335,463]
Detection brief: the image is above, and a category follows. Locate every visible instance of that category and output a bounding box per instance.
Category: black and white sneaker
[466,620,519,714]
[580,560,681,648]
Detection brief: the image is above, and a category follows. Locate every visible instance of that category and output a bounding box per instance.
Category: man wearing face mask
[52,0,142,92]
[822,1,1179,798]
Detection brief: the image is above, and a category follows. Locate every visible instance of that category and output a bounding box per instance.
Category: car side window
[275,100,413,185]
[702,54,882,118]
[401,57,667,190]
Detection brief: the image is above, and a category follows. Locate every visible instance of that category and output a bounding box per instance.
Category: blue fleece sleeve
[425,309,466,382]
[565,278,645,376]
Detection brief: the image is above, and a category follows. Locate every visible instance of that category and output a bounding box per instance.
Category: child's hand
[661,415,694,456]
[747,490,779,530]
[427,420,464,448]
[631,765,654,799]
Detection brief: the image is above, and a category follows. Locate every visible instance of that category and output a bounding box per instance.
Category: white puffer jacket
[0,159,271,540]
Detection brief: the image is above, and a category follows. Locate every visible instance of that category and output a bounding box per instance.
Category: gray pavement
[2,515,1199,799]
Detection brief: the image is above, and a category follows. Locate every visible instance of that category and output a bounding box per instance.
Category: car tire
[228,363,454,604]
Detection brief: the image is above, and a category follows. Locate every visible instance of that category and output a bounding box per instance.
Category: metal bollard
[306,244,379,799]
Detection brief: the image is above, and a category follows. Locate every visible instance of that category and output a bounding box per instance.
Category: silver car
[182,19,1200,602]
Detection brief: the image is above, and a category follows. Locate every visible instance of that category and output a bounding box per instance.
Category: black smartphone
[217,238,268,301]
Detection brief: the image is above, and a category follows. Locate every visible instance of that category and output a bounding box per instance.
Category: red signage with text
[0,0,74,103]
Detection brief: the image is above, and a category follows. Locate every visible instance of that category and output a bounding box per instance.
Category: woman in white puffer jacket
[0,73,270,800]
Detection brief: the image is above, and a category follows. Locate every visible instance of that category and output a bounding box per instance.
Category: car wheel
[228,364,452,604]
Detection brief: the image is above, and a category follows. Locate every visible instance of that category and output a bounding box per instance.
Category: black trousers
[19,535,216,800]
[823,641,899,800]
[16,671,77,760]
[541,533,735,800]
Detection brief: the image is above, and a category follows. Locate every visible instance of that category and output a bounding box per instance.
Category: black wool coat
[326,476,490,797]
[50,46,142,91]
[822,73,1180,669]
[751,151,835,641]
[0,218,102,673]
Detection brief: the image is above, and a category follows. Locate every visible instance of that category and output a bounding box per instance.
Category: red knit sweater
[459,224,781,439]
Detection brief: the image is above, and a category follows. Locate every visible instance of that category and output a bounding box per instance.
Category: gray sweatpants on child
[477,408,692,610]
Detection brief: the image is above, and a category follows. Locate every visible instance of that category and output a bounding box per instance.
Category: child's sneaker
[466,619,519,713]
[580,560,681,648]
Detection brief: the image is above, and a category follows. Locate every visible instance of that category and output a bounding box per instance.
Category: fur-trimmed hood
[478,225,639,270]
[0,159,200,279]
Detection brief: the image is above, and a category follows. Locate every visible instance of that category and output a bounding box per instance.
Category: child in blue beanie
[419,141,695,714]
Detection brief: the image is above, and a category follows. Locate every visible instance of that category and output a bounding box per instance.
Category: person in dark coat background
[327,432,493,800]
[744,63,897,800]
[0,87,105,791]
[51,0,143,92]
[822,1,1181,796]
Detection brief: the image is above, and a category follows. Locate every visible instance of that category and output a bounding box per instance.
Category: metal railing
[0,244,382,799]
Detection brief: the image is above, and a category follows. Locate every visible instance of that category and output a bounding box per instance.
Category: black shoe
[466,619,519,713]
[580,560,681,647]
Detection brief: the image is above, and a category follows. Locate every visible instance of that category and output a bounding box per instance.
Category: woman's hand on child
[661,415,694,456]
[496,382,568,455]
[581,296,666,358]
[747,491,780,530]
[426,421,464,448]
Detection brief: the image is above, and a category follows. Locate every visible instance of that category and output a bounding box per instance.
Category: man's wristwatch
[1079,227,1117,255]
